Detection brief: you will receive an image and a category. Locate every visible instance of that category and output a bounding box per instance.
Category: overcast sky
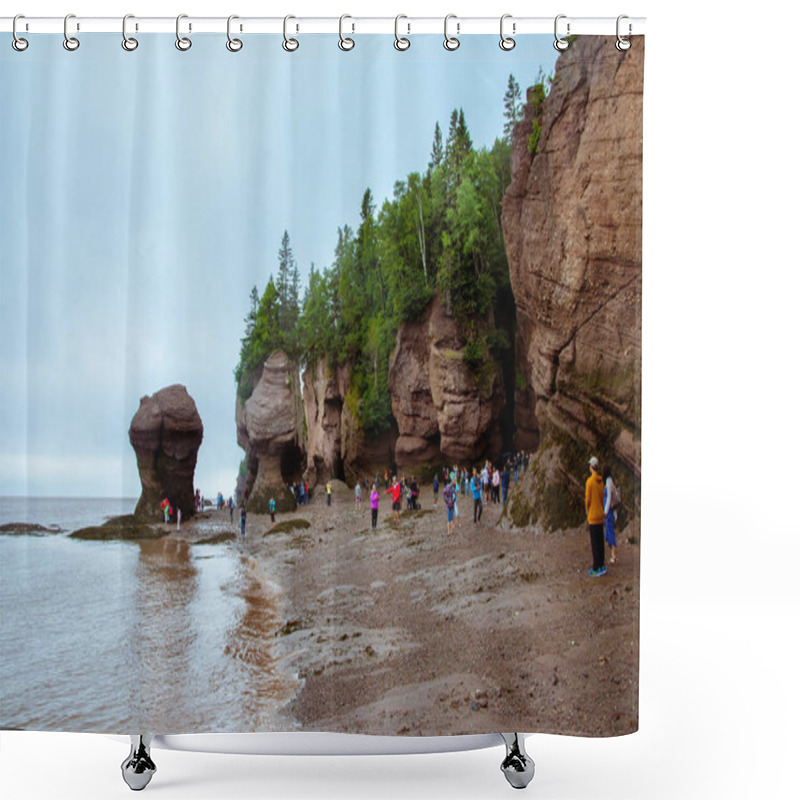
[0,33,556,498]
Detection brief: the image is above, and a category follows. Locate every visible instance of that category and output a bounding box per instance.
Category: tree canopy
[236,94,520,435]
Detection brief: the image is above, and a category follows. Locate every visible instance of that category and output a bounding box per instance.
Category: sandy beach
[168,481,639,739]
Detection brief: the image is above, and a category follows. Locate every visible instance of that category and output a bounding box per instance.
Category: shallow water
[0,498,297,732]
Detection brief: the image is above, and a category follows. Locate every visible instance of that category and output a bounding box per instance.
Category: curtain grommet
[394,15,410,51]
[616,15,632,51]
[554,14,570,51]
[122,14,138,51]
[226,15,243,52]
[63,13,80,51]
[338,14,355,51]
[499,14,516,51]
[176,14,192,51]
[443,14,460,51]
[283,15,299,52]
[12,15,29,51]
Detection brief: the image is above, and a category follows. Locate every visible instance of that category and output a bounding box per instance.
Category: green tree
[503,74,523,142]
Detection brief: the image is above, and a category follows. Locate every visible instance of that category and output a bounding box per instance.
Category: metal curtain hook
[122,14,138,51]
[63,13,80,51]
[394,14,410,50]
[176,13,192,51]
[339,14,354,51]
[444,14,460,51]
[500,14,515,51]
[283,15,299,51]
[227,15,243,51]
[12,14,29,51]
[554,14,570,51]
[616,14,632,51]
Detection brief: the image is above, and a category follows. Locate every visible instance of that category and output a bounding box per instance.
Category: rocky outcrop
[236,351,305,512]
[302,358,348,486]
[388,294,505,469]
[129,384,203,521]
[340,403,397,486]
[501,36,643,528]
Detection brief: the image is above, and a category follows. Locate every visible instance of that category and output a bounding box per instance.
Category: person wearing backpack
[602,464,621,565]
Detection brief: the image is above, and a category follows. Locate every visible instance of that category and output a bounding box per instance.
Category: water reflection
[0,534,297,733]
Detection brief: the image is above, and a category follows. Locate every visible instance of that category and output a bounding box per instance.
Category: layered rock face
[236,351,305,512]
[502,36,643,528]
[389,294,504,469]
[129,385,203,521]
[302,358,348,486]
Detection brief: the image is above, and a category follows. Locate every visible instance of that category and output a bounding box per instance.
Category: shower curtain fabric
[0,30,643,738]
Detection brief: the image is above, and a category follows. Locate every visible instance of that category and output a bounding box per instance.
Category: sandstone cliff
[502,36,643,529]
[129,384,203,521]
[236,351,305,512]
[388,294,505,469]
[302,358,348,486]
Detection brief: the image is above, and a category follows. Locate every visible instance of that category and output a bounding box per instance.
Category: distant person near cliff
[355,481,362,511]
[585,457,606,576]
[387,477,402,523]
[370,484,380,529]
[470,468,483,524]
[443,479,457,535]
[240,505,247,538]
[269,496,276,524]
[326,481,332,506]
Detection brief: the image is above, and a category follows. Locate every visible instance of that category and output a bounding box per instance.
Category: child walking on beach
[355,481,362,511]
[370,484,380,529]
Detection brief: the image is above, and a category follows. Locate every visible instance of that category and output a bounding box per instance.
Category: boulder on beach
[129,384,204,522]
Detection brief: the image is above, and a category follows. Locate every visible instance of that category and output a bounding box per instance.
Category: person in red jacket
[585,456,606,576]
[386,476,402,523]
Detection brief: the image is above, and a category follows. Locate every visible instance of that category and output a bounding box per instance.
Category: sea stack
[236,350,304,512]
[129,384,204,522]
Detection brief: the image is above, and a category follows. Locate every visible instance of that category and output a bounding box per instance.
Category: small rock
[470,701,480,712]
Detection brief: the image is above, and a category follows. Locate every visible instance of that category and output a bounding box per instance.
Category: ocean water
[0,498,296,733]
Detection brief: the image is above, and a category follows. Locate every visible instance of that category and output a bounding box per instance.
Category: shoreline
[3,485,639,737]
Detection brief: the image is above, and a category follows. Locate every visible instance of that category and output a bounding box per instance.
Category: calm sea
[0,497,297,733]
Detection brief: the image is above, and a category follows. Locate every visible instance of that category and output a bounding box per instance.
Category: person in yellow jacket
[585,456,606,576]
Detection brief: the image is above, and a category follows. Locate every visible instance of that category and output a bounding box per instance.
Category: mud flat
[183,483,640,738]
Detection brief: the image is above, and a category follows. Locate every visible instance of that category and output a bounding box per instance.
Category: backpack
[610,482,622,510]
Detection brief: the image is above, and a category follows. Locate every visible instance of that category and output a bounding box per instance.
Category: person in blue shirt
[470,467,483,524]
[269,496,276,524]
[501,464,511,505]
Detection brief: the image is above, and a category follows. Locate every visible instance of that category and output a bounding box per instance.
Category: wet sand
[177,485,639,738]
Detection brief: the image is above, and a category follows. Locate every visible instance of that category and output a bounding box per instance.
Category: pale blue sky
[0,33,556,497]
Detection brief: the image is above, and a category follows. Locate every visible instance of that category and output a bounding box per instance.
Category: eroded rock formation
[236,351,304,512]
[302,358,348,486]
[129,384,203,521]
[501,36,643,529]
[389,294,504,469]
